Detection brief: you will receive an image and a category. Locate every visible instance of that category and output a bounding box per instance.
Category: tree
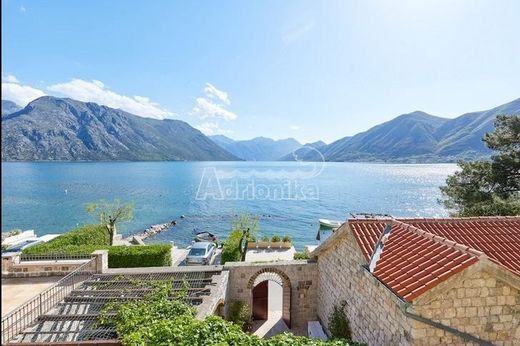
[86,199,134,245]
[440,115,520,216]
[221,214,259,264]
[231,213,259,262]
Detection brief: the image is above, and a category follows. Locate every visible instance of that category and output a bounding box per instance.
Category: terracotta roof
[348,217,520,301]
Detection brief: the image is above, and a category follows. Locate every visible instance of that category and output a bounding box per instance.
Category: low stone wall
[2,251,106,278]
[224,260,318,329]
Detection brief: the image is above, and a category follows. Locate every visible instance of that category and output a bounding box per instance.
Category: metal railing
[19,253,93,262]
[1,257,96,344]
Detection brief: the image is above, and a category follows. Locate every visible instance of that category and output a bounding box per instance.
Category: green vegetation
[271,235,281,242]
[86,199,134,245]
[108,245,171,268]
[440,115,520,216]
[100,283,363,346]
[328,302,352,340]
[261,236,269,242]
[294,248,310,260]
[22,224,171,267]
[23,224,110,253]
[220,229,243,264]
[221,214,259,264]
[282,235,291,243]
[228,301,252,331]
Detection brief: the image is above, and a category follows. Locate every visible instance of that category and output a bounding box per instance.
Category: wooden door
[252,281,268,320]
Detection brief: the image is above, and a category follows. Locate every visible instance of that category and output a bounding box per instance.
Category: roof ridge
[395,216,520,222]
[391,220,484,258]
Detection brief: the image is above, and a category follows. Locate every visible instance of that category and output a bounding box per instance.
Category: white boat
[319,219,342,228]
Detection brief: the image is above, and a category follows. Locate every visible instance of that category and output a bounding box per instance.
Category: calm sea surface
[1,162,457,250]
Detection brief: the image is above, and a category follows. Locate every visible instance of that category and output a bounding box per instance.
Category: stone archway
[247,268,292,328]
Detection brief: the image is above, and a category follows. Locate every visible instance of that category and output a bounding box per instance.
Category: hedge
[108,245,172,268]
[22,224,171,267]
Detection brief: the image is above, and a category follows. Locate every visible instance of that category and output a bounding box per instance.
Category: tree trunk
[107,223,116,246]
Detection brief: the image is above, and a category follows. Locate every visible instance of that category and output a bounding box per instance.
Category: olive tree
[86,199,134,245]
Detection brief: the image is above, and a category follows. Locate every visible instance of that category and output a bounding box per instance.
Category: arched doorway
[247,268,291,328]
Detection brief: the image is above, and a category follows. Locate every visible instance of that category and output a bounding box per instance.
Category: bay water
[1,162,457,250]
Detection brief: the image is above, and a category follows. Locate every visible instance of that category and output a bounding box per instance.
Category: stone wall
[316,233,413,345]
[411,260,520,345]
[315,226,520,346]
[2,251,106,278]
[224,261,318,329]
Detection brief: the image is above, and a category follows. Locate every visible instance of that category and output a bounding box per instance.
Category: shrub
[220,229,243,264]
[108,245,171,268]
[23,224,110,254]
[282,235,291,242]
[261,236,269,242]
[328,302,352,340]
[271,235,281,242]
[227,300,252,331]
[294,249,310,260]
[103,285,364,346]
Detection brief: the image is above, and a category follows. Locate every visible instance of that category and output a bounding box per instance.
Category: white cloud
[192,97,237,121]
[204,83,230,105]
[195,122,233,136]
[2,75,20,84]
[48,79,172,119]
[2,75,46,106]
[192,83,236,121]
[290,125,301,130]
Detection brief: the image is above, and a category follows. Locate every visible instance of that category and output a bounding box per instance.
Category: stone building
[2,216,519,345]
[311,217,520,345]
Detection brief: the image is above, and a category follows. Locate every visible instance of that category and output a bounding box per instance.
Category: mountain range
[2,100,21,117]
[210,135,301,161]
[1,96,237,161]
[2,96,519,162]
[291,98,520,163]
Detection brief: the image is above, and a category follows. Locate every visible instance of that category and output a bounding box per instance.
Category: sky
[2,0,520,144]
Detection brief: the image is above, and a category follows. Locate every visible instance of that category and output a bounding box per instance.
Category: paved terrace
[2,277,64,316]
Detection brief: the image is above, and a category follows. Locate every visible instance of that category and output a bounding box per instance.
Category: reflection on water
[1,162,457,250]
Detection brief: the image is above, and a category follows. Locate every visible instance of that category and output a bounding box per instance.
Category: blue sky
[2,0,519,143]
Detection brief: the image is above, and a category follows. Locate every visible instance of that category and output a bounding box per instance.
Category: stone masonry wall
[316,234,413,345]
[411,263,520,345]
[225,261,318,329]
[316,228,520,346]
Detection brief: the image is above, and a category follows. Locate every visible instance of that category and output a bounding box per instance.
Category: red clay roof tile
[348,217,520,302]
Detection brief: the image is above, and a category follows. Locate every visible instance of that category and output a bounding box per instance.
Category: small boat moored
[319,219,342,229]
[194,230,218,243]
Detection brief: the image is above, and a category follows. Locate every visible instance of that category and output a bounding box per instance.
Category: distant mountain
[279,140,326,161]
[433,98,520,158]
[210,135,301,161]
[2,96,238,161]
[296,98,520,163]
[2,100,21,116]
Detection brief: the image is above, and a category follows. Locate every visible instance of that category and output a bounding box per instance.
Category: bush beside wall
[220,230,242,264]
